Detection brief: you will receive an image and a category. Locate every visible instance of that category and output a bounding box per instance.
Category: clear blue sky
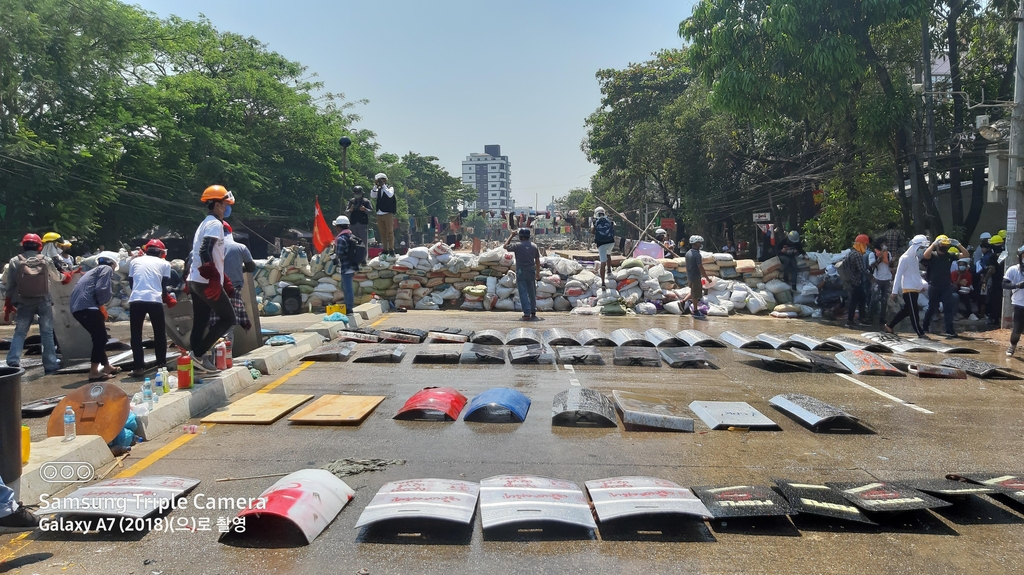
[132,0,696,210]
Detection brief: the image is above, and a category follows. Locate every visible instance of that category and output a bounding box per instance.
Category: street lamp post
[339,136,352,216]
[1003,10,1024,329]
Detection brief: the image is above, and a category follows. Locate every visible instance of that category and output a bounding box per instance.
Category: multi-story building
[462,145,512,213]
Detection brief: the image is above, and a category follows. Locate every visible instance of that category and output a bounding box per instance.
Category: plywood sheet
[288,395,384,425]
[201,393,313,424]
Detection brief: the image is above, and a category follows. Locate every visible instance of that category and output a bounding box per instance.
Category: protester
[333,215,362,314]
[722,239,736,255]
[975,239,993,319]
[882,222,906,263]
[777,230,803,288]
[952,253,974,319]
[40,232,73,273]
[0,476,38,533]
[3,234,66,374]
[886,234,930,338]
[505,228,541,321]
[867,236,892,325]
[844,234,871,328]
[685,235,710,319]
[370,173,397,258]
[208,223,255,343]
[592,207,615,286]
[347,185,372,264]
[818,265,846,319]
[921,235,961,337]
[70,255,118,381]
[127,239,174,377]
[985,234,1006,325]
[1002,246,1024,356]
[654,228,676,255]
[187,185,235,373]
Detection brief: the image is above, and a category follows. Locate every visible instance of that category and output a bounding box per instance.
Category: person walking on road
[347,185,372,264]
[333,215,363,314]
[370,173,397,258]
[921,235,961,338]
[187,185,236,373]
[886,234,930,338]
[3,233,67,374]
[867,237,892,325]
[844,234,871,328]
[1002,246,1024,356]
[505,228,541,321]
[686,235,710,319]
[777,230,803,288]
[208,222,255,343]
[70,255,118,381]
[592,207,615,286]
[128,239,174,377]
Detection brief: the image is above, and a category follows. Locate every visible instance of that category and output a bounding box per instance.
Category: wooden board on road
[288,395,385,425]
[201,393,313,424]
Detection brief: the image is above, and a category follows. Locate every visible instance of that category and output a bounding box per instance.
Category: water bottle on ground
[143,378,153,410]
[63,406,76,442]
[155,371,164,398]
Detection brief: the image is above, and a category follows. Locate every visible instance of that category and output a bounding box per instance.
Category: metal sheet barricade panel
[826,335,892,353]
[412,345,463,364]
[827,481,952,512]
[460,343,507,365]
[835,350,903,376]
[463,388,531,423]
[784,349,851,373]
[720,330,774,349]
[379,331,423,344]
[612,391,694,432]
[479,475,596,530]
[659,347,718,369]
[756,333,807,350]
[338,330,380,344]
[552,388,617,427]
[353,344,407,363]
[507,344,555,365]
[644,328,683,348]
[354,479,480,528]
[506,328,542,346]
[380,327,427,342]
[692,485,794,518]
[939,358,1022,379]
[958,473,1024,504]
[904,479,997,497]
[576,329,615,347]
[542,329,580,347]
[227,469,353,545]
[789,334,843,351]
[859,332,934,353]
[393,387,467,421]
[57,476,200,519]
[675,330,726,348]
[470,330,506,346]
[610,328,654,347]
[301,341,358,362]
[612,346,662,367]
[688,401,780,431]
[768,394,861,432]
[585,477,711,522]
[733,349,812,372]
[554,346,605,365]
[773,480,874,524]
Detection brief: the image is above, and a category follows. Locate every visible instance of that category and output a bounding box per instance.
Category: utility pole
[922,16,939,228]
[1003,8,1024,328]
[338,136,352,216]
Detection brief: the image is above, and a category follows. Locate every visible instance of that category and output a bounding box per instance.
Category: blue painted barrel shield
[463,388,531,423]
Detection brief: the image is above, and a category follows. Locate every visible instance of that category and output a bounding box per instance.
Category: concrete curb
[17,435,114,505]
[354,302,384,321]
[302,319,351,339]
[242,332,323,374]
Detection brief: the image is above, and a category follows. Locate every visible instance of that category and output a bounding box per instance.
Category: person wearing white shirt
[866,238,893,325]
[885,234,930,338]
[1002,245,1024,356]
[187,185,236,373]
[370,173,397,257]
[128,240,173,377]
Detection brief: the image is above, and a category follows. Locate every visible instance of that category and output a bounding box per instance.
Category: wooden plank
[288,395,385,425]
[201,393,313,424]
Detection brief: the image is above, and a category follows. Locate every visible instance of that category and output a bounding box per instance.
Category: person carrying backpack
[843,234,871,328]
[592,207,615,286]
[70,256,118,381]
[333,215,363,314]
[3,234,69,374]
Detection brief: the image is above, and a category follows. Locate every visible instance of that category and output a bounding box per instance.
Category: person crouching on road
[333,216,362,314]
[208,222,255,344]
[685,235,711,318]
[70,256,118,381]
[128,239,175,377]
[187,185,236,373]
[3,233,67,374]
[505,228,541,321]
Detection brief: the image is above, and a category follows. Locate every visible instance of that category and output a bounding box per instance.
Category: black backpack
[594,217,614,246]
[335,234,358,266]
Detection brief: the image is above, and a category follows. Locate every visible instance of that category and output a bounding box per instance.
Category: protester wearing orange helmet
[843,233,871,329]
[127,239,177,376]
[187,185,236,372]
[3,234,60,373]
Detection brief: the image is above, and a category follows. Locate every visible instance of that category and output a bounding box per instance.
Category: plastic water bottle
[154,371,164,398]
[161,368,171,393]
[143,378,153,410]
[63,406,76,442]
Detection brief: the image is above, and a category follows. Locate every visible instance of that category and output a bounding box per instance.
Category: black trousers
[847,284,867,323]
[188,282,234,357]
[72,309,109,366]
[1011,305,1024,346]
[887,292,923,337]
[130,301,166,371]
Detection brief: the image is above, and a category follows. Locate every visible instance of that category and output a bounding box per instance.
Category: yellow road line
[256,361,314,393]
[115,427,213,478]
[369,315,387,327]
[0,532,32,564]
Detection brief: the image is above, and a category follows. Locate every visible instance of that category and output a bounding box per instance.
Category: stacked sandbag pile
[252,246,344,316]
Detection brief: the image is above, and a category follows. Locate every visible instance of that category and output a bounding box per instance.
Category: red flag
[312,196,334,254]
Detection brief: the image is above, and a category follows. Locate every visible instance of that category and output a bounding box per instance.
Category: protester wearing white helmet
[370,173,397,258]
[886,234,930,338]
[592,207,615,286]
[777,228,804,288]
[685,235,710,318]
[654,227,675,254]
[333,215,362,314]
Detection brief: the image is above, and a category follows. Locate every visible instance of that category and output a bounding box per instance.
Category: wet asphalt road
[3,312,1024,574]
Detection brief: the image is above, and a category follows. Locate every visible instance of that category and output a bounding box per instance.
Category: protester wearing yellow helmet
[186,185,237,373]
[990,235,1005,246]
[983,232,1006,326]
[921,234,962,337]
[40,232,74,272]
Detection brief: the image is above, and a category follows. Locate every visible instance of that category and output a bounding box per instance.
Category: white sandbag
[570,306,600,315]
[499,271,517,288]
[495,298,516,311]
[478,247,503,263]
[460,300,484,311]
[496,285,516,299]
[771,310,798,318]
[536,298,555,312]
[435,252,452,264]
[706,304,729,316]
[482,293,498,311]
[553,257,583,276]
[553,296,571,311]
[440,286,461,300]
[764,279,792,294]
[665,301,683,315]
[746,291,768,314]
[486,277,498,294]
[408,246,430,260]
[537,282,558,296]
[730,290,748,305]
[635,302,657,315]
[368,257,389,270]
[414,296,440,310]
[573,270,597,286]
[430,242,452,256]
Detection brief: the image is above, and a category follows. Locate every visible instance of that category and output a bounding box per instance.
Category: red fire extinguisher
[177,352,193,389]
[214,342,228,371]
[224,339,233,369]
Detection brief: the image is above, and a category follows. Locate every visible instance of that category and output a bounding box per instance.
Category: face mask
[224,205,232,218]
[917,247,926,258]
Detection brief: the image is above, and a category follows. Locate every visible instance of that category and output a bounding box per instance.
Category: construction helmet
[21,233,42,248]
[518,227,531,240]
[998,229,1007,238]
[990,235,1005,246]
[200,185,235,204]
[788,230,800,243]
[144,239,166,251]
[42,232,61,243]
[374,173,388,182]
[947,246,959,257]
[935,234,950,246]
[655,228,666,237]
[689,235,704,245]
[594,207,606,217]
[980,232,992,241]
[855,234,870,245]
[1017,245,1024,256]
[333,215,350,226]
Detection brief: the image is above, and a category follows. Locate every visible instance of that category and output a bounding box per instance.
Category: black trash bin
[0,366,24,484]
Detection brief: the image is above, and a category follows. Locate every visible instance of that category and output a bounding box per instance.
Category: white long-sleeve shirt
[891,244,928,295]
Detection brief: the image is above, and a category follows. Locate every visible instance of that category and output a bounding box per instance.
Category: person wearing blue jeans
[505,228,542,320]
[0,476,39,533]
[3,234,65,374]
[333,215,362,314]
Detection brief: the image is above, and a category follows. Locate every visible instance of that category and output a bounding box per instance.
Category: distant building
[462,145,512,212]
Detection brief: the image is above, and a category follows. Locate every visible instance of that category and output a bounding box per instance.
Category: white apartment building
[462,145,512,212]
